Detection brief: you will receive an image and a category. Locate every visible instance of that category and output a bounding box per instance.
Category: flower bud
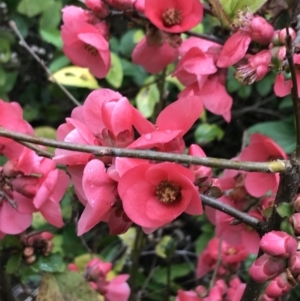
[68,263,79,272]
[290,213,300,234]
[289,251,300,275]
[26,255,36,264]
[292,195,300,212]
[260,231,298,258]
[265,272,292,298]
[249,254,286,283]
[279,28,296,45]
[250,16,274,44]
[23,247,34,258]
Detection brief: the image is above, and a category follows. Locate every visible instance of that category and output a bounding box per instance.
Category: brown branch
[8,20,81,107]
[286,26,300,159]
[0,127,288,173]
[200,194,263,231]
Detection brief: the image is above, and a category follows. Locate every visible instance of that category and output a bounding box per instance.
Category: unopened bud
[260,231,298,258]
[290,213,300,234]
[289,251,300,275]
[26,255,36,264]
[23,247,35,258]
[279,28,296,45]
[292,195,300,212]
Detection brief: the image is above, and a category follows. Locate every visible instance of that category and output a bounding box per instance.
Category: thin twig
[200,194,263,231]
[8,20,81,107]
[0,127,289,173]
[209,237,222,290]
[185,31,225,45]
[17,141,53,158]
[285,25,300,159]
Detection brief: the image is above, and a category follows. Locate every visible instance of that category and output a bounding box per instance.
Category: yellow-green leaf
[119,227,136,254]
[106,52,123,88]
[220,0,268,19]
[34,126,57,153]
[207,0,231,28]
[136,84,159,118]
[155,235,175,258]
[37,273,64,301]
[50,66,100,89]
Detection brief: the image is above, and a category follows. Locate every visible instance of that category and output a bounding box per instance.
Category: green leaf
[17,0,53,17]
[74,254,97,271]
[0,37,10,63]
[255,73,276,97]
[276,202,293,218]
[49,56,70,73]
[195,232,214,254]
[155,236,176,259]
[121,58,148,86]
[37,253,64,273]
[5,253,22,274]
[39,28,63,49]
[280,217,295,236]
[247,120,296,153]
[194,123,224,144]
[279,96,293,109]
[119,227,137,253]
[120,29,140,58]
[106,52,123,88]
[37,273,64,301]
[4,71,18,93]
[207,0,231,28]
[153,263,193,285]
[136,82,159,118]
[237,85,252,99]
[0,67,6,86]
[39,1,62,30]
[221,0,268,19]
[50,66,100,89]
[53,271,100,301]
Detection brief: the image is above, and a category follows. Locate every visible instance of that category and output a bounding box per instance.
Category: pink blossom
[240,133,287,197]
[83,88,134,147]
[129,96,203,153]
[132,36,178,73]
[214,197,261,253]
[0,100,33,148]
[260,231,298,258]
[118,162,202,229]
[104,0,136,10]
[235,50,272,84]
[145,0,203,33]
[175,289,203,301]
[85,0,109,18]
[179,72,232,122]
[61,6,110,78]
[217,15,274,68]
[77,159,117,235]
[274,54,300,97]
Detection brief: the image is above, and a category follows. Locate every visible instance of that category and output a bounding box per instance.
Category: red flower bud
[260,231,298,258]
[289,251,300,275]
[249,254,286,283]
[290,213,300,234]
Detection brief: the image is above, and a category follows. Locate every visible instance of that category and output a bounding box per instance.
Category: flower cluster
[69,257,130,301]
[54,88,207,235]
[0,100,69,238]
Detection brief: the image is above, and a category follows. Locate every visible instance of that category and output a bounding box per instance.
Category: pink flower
[77,159,117,235]
[84,258,130,301]
[240,133,287,197]
[175,289,203,301]
[179,72,232,122]
[83,88,134,147]
[104,0,136,10]
[260,231,298,258]
[217,15,274,68]
[145,0,203,33]
[274,54,300,97]
[61,6,110,78]
[235,50,272,84]
[0,100,33,149]
[132,36,178,73]
[129,96,203,152]
[85,0,109,18]
[118,162,202,228]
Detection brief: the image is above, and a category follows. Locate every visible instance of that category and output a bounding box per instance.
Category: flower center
[84,44,98,56]
[156,180,182,204]
[162,8,182,27]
